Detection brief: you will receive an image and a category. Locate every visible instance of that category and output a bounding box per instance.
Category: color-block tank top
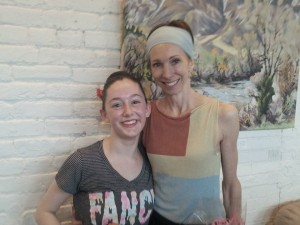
[143,98,225,223]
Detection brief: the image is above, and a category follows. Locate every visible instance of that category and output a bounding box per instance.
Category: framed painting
[121,0,300,131]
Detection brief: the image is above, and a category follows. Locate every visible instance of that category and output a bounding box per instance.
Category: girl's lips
[122,120,137,125]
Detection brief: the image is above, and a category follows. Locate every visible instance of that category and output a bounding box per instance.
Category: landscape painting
[121,0,300,130]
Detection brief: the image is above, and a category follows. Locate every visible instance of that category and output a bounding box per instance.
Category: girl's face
[149,43,193,96]
[101,79,150,140]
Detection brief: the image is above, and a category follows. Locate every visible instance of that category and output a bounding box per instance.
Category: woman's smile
[162,79,180,87]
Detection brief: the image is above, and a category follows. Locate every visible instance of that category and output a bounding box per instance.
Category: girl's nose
[123,103,133,116]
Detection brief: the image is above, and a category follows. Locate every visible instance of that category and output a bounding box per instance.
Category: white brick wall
[0,1,299,225]
[238,112,300,224]
[0,1,119,224]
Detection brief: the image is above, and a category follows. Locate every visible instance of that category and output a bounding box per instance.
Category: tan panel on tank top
[148,99,221,179]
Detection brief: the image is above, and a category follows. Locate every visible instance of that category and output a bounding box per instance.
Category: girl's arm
[35,180,72,225]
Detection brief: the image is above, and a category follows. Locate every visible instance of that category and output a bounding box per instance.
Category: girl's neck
[103,136,140,158]
[102,136,143,182]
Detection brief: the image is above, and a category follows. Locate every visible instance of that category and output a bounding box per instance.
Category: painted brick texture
[0,1,299,225]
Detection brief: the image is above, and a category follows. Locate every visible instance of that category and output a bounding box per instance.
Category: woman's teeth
[165,80,178,86]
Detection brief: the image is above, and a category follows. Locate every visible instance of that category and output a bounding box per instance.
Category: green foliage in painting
[257,75,275,117]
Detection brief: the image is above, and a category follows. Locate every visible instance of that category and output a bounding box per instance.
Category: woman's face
[149,43,193,96]
[101,78,150,140]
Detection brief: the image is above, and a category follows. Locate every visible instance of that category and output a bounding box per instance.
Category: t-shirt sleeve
[55,150,82,194]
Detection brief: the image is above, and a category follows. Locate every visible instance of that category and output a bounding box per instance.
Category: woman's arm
[219,103,244,225]
[35,180,72,225]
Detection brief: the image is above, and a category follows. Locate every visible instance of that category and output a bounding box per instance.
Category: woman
[143,20,243,225]
[35,71,154,225]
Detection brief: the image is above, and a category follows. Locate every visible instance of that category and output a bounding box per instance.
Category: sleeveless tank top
[143,98,225,223]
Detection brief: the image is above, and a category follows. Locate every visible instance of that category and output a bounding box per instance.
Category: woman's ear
[145,102,151,118]
[189,60,194,72]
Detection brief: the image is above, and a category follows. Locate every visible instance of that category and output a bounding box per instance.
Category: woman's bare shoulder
[218,101,239,128]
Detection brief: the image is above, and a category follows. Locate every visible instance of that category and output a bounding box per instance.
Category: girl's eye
[111,102,122,108]
[132,100,141,105]
[171,58,180,65]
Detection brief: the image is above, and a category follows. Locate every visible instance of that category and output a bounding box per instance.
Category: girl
[35,71,154,225]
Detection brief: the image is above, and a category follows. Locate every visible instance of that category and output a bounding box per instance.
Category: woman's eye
[171,58,180,65]
[152,62,161,68]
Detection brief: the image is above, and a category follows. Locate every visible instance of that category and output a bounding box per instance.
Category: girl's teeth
[124,120,136,125]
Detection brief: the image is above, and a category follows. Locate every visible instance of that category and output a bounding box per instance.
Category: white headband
[146,26,195,59]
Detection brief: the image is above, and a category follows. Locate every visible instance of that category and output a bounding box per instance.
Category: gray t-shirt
[56,140,154,225]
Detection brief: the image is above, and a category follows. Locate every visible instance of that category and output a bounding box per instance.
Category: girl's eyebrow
[131,93,144,98]
[109,94,144,102]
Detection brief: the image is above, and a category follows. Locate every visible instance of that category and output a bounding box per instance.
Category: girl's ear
[100,109,110,123]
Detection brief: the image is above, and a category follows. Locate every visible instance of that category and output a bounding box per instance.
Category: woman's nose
[162,65,172,78]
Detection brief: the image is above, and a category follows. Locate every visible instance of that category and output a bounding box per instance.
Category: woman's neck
[158,89,201,117]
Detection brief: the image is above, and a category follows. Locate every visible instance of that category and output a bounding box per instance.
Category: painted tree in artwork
[121,25,147,81]
[121,0,299,129]
[239,0,299,129]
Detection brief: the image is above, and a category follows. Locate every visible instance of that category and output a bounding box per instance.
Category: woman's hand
[228,215,245,225]
[211,217,229,225]
[211,215,244,225]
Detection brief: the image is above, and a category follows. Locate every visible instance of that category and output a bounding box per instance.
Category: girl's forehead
[109,79,137,88]
[107,79,141,96]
